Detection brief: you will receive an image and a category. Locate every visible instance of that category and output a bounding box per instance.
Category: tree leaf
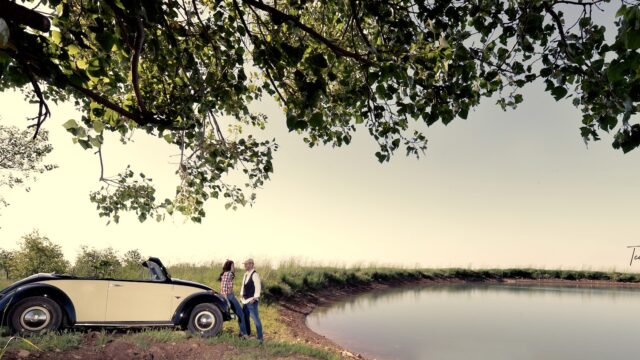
[62,119,79,130]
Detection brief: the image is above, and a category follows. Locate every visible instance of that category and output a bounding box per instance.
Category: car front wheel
[10,296,63,335]
[187,303,223,337]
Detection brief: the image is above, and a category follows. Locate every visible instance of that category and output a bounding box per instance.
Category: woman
[219,260,248,337]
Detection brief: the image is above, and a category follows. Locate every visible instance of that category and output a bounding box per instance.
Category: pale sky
[1,3,639,271]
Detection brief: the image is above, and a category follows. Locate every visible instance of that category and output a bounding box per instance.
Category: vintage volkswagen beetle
[0,257,230,336]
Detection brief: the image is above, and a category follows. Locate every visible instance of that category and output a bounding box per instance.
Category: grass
[0,329,83,356]
[125,328,187,347]
[94,330,112,347]
[115,327,337,358]
[0,280,11,291]
[0,328,338,359]
[170,263,640,302]
[205,333,340,360]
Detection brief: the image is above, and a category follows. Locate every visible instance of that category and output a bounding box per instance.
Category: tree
[72,246,122,277]
[11,230,69,277]
[122,249,144,268]
[0,248,14,279]
[0,123,56,214]
[119,249,145,279]
[1,0,639,223]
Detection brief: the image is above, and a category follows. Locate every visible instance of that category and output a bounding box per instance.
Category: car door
[105,280,174,322]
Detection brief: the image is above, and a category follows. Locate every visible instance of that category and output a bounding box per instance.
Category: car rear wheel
[187,303,223,337]
[10,296,63,335]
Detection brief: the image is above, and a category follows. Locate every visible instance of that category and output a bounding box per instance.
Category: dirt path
[4,332,238,360]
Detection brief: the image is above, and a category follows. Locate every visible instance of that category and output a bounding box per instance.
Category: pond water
[306,284,640,360]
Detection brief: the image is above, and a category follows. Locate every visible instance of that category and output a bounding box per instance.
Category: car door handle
[110,284,123,287]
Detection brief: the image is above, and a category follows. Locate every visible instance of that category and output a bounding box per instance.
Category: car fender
[172,291,230,326]
[0,283,76,326]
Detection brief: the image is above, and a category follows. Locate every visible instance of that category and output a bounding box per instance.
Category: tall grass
[4,261,640,302]
[168,260,433,301]
[168,261,640,302]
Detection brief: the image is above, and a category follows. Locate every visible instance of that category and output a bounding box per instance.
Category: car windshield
[145,261,167,282]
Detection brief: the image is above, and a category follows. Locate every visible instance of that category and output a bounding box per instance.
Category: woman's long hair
[218,260,234,281]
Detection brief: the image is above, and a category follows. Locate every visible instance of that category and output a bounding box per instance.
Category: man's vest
[243,271,257,298]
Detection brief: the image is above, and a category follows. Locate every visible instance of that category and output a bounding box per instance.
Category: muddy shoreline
[277,277,640,359]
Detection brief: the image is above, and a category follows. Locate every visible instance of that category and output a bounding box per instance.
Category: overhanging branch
[243,0,371,64]
[131,17,146,114]
[0,0,51,32]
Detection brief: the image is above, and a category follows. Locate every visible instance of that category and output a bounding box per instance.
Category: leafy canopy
[1,0,639,223]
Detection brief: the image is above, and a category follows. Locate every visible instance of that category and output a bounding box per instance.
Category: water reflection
[307,284,640,360]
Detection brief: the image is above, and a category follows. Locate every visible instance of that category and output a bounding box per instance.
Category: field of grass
[0,327,340,360]
[2,262,640,358]
[3,262,640,300]
[168,262,640,302]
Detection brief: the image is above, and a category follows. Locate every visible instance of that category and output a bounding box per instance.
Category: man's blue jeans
[242,300,263,341]
[226,293,247,335]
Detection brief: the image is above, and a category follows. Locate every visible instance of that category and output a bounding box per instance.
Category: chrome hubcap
[194,311,215,331]
[20,306,50,331]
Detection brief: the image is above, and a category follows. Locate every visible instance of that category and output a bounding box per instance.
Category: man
[240,258,263,342]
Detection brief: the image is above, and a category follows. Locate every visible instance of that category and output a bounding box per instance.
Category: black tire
[9,296,63,336]
[187,303,223,337]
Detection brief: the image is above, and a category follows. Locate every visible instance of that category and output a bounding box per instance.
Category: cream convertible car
[0,258,230,336]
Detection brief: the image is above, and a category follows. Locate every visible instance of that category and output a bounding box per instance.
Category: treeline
[0,230,145,279]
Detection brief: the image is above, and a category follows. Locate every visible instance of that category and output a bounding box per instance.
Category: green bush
[72,246,122,278]
[501,268,534,279]
[7,231,69,278]
[616,273,640,282]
